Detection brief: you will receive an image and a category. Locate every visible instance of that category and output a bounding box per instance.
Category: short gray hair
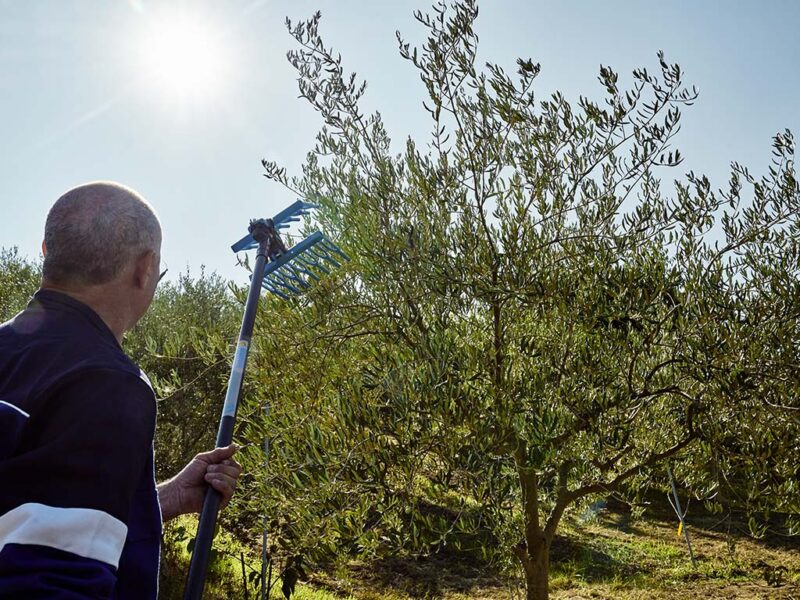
[43,182,161,286]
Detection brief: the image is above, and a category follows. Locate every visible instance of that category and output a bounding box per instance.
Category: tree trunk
[517,534,551,600]
[515,447,552,600]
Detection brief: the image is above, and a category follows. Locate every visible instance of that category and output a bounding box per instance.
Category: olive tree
[251,3,800,598]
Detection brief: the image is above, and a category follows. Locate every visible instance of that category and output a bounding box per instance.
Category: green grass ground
[160,507,800,600]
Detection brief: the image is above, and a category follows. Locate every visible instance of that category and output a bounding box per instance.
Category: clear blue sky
[1,1,798,283]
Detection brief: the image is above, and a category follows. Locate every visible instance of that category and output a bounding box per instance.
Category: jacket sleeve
[0,368,156,599]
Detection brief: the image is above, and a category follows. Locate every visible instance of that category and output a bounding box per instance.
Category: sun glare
[133,11,232,109]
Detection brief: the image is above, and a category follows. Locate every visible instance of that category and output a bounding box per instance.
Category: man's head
[41,182,163,335]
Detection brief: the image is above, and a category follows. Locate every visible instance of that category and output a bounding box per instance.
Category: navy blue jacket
[0,290,161,599]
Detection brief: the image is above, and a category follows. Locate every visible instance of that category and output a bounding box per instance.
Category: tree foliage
[126,269,241,480]
[250,2,800,599]
[0,248,40,321]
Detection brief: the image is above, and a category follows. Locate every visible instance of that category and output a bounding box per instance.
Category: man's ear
[133,250,157,289]
[41,241,47,257]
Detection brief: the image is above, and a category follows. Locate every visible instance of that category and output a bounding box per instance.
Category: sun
[132,10,232,108]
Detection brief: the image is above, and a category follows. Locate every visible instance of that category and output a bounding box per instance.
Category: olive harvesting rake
[183,200,348,600]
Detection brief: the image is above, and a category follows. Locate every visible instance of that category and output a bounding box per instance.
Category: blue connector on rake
[230,200,349,299]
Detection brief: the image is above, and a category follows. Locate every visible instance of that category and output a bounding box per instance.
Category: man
[0,182,242,599]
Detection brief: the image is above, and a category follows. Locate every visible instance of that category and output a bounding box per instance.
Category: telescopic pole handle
[183,221,273,600]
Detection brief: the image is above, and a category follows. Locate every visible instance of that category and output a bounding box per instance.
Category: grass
[313,506,800,600]
[159,514,263,600]
[159,505,800,600]
[544,506,800,598]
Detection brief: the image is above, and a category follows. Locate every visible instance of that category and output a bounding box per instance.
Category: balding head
[43,182,161,287]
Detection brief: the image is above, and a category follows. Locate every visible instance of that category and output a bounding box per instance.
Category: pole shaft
[183,238,270,600]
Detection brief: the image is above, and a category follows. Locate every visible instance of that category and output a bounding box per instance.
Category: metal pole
[183,220,273,600]
[667,463,697,567]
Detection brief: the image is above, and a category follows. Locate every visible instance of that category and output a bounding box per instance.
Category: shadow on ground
[344,553,507,598]
[550,534,646,582]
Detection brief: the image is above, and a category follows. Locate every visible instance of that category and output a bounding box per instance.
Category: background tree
[0,247,40,321]
[126,269,240,480]
[250,2,800,599]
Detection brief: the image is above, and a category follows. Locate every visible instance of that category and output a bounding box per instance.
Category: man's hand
[157,445,242,522]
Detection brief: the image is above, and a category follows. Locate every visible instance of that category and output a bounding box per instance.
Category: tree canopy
[249,2,800,598]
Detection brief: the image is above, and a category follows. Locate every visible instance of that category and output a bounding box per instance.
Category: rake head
[230,200,349,299]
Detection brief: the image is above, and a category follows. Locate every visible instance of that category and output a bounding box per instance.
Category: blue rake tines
[230,201,349,299]
[260,232,349,299]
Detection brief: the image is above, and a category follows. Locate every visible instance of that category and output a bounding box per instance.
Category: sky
[1,0,798,284]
